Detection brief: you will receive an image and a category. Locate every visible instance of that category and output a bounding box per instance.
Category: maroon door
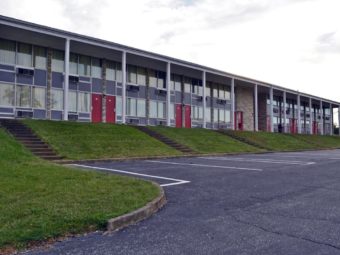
[106,95,116,123]
[91,94,102,123]
[185,105,191,128]
[176,104,182,128]
[234,111,243,131]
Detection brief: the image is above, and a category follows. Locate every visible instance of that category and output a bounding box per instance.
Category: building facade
[0,15,339,135]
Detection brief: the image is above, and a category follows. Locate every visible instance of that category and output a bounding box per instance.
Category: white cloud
[0,0,340,104]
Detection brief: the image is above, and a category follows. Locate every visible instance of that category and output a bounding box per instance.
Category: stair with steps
[0,119,64,161]
[216,129,269,150]
[134,126,197,154]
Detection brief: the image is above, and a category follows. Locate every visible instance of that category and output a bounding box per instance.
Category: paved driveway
[25,150,340,255]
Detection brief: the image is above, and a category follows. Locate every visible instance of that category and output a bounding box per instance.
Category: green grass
[293,134,340,149]
[23,120,181,160]
[0,128,159,250]
[149,126,261,154]
[227,130,321,151]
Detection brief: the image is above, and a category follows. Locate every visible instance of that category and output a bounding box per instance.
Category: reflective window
[213,85,218,98]
[158,71,166,89]
[0,83,14,106]
[116,63,122,82]
[34,46,46,70]
[79,55,91,76]
[0,39,15,65]
[33,87,46,108]
[184,78,191,93]
[170,103,175,119]
[91,58,102,79]
[172,74,181,91]
[51,89,63,110]
[17,43,32,67]
[127,65,137,84]
[137,99,146,117]
[158,101,165,118]
[52,50,64,72]
[69,53,78,75]
[126,97,136,116]
[68,90,77,112]
[149,70,157,87]
[137,67,146,86]
[106,61,116,81]
[205,84,211,97]
[78,92,90,112]
[116,96,122,116]
[205,107,211,122]
[150,101,157,118]
[16,85,31,108]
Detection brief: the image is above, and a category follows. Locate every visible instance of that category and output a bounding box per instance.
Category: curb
[106,182,166,232]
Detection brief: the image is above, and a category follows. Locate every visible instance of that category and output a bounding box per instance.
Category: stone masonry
[235,86,254,131]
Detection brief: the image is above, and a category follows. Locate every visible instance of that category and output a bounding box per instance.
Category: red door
[176,104,182,128]
[106,95,116,123]
[234,111,243,131]
[91,94,102,123]
[312,121,318,135]
[185,105,191,128]
[266,116,271,132]
[290,118,297,134]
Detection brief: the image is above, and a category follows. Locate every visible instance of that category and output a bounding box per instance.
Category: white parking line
[146,160,263,171]
[69,164,190,187]
[199,157,315,165]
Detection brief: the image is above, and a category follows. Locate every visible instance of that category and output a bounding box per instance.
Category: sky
[0,0,340,105]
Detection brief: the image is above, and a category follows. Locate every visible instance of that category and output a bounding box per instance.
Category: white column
[309,98,313,135]
[338,105,340,137]
[297,94,301,134]
[330,104,333,136]
[283,90,287,133]
[254,84,258,131]
[270,87,274,132]
[121,51,126,124]
[202,71,206,129]
[63,38,70,121]
[320,100,323,135]
[166,62,171,127]
[231,78,235,130]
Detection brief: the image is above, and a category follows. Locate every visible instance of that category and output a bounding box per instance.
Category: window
[127,65,137,84]
[205,107,211,122]
[213,84,218,98]
[137,67,146,86]
[137,99,146,117]
[16,85,31,108]
[106,61,116,81]
[78,92,90,112]
[52,50,64,72]
[116,63,122,82]
[150,101,157,118]
[33,87,46,108]
[91,58,102,79]
[225,110,231,123]
[157,72,166,89]
[191,106,203,120]
[213,108,218,123]
[116,96,122,116]
[170,103,174,119]
[79,55,91,76]
[172,74,181,91]
[68,91,77,112]
[157,101,165,118]
[0,39,15,65]
[184,78,191,93]
[34,46,46,69]
[127,98,137,116]
[205,85,211,97]
[149,70,157,87]
[219,86,230,100]
[51,89,63,110]
[17,43,32,67]
[219,109,225,122]
[0,83,14,106]
[69,53,78,75]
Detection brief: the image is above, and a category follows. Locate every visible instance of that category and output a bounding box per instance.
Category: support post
[231,78,235,130]
[202,71,206,128]
[309,98,313,135]
[320,100,323,135]
[338,105,340,136]
[330,104,333,136]
[283,90,287,133]
[166,62,171,127]
[122,51,126,124]
[63,38,70,121]
[254,84,258,131]
[270,87,274,133]
[297,94,301,134]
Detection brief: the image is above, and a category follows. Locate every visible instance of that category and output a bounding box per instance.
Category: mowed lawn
[293,134,340,149]
[0,128,159,251]
[149,126,261,153]
[227,130,321,151]
[23,120,181,160]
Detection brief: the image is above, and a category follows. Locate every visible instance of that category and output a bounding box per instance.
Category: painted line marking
[69,164,190,187]
[146,160,263,172]
[199,157,315,165]
[329,158,340,160]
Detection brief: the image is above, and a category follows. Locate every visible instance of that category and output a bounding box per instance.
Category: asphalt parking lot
[25,150,340,255]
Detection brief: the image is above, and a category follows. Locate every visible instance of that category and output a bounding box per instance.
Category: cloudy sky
[1,0,340,104]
